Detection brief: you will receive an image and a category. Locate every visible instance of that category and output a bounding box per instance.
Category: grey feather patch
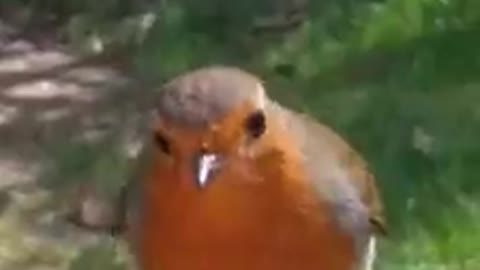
[157,66,266,128]
[275,107,376,268]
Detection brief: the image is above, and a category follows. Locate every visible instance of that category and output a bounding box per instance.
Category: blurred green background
[1,0,480,269]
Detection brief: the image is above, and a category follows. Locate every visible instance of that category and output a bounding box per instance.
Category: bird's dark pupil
[245,110,266,138]
[154,133,170,154]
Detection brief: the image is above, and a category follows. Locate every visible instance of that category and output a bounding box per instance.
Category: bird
[69,66,387,270]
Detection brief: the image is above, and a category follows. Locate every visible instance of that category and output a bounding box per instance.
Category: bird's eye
[153,132,171,154]
[244,110,266,138]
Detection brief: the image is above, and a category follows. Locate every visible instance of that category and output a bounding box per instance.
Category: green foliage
[69,241,128,270]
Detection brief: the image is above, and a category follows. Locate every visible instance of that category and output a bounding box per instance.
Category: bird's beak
[194,153,222,188]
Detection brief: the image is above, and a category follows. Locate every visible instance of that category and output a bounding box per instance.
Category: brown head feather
[157,66,266,128]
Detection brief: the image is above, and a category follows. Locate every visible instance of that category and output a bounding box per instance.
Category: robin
[69,66,387,270]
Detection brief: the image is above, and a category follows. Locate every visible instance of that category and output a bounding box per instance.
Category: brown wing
[269,101,387,236]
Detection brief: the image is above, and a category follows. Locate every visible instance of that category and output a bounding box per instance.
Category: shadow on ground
[0,22,147,270]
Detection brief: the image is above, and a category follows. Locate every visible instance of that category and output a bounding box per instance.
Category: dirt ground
[0,19,148,270]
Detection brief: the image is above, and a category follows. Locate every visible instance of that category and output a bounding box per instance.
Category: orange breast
[136,156,356,270]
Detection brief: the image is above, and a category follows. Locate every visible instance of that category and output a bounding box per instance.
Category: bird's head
[149,66,277,191]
